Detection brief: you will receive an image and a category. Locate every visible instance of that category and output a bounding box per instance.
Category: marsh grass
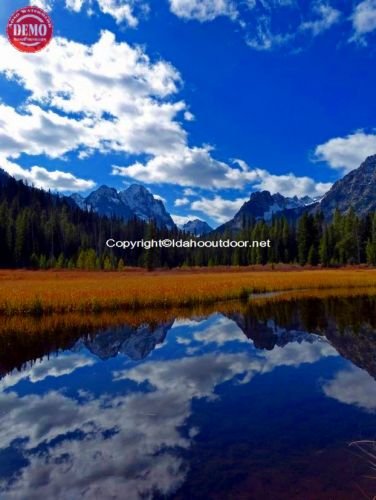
[0,268,375,315]
[350,441,376,480]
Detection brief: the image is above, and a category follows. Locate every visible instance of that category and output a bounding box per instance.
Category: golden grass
[248,286,376,306]
[0,268,375,315]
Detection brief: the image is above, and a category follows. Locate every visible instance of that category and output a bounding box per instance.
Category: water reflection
[0,295,376,499]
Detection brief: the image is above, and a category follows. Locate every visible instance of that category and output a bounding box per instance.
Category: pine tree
[319,228,330,267]
[366,213,376,266]
[297,213,310,265]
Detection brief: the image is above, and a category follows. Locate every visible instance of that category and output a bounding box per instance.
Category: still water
[0,295,376,499]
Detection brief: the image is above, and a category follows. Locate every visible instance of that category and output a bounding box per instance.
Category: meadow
[1,267,375,315]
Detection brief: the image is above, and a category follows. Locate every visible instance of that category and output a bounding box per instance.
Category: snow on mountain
[216,190,318,232]
[70,184,176,229]
[182,219,213,236]
[119,184,175,230]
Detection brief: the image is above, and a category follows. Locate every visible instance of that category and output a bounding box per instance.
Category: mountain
[120,184,175,230]
[228,313,321,350]
[182,219,213,236]
[71,184,175,229]
[85,185,134,220]
[78,321,174,361]
[217,191,318,233]
[215,154,376,233]
[70,193,86,210]
[318,154,376,219]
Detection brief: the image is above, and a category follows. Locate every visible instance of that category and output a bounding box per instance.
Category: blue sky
[0,0,375,227]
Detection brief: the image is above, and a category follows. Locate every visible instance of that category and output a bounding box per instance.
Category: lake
[0,294,376,499]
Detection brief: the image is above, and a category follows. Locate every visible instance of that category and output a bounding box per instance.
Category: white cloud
[1,157,95,192]
[0,354,95,391]
[314,131,376,172]
[32,0,146,26]
[171,213,199,225]
[153,193,167,203]
[0,312,339,498]
[0,346,255,498]
[246,1,341,52]
[31,0,54,10]
[192,316,250,346]
[246,15,293,51]
[184,110,195,121]
[0,31,187,190]
[65,0,86,12]
[252,170,332,198]
[183,188,197,196]
[95,0,139,26]
[184,170,331,223]
[113,149,330,196]
[0,26,333,198]
[174,197,190,206]
[191,195,247,223]
[351,0,376,39]
[322,366,376,412]
[169,0,238,22]
[0,103,93,159]
[0,389,188,499]
[112,146,247,189]
[113,146,250,189]
[167,0,343,51]
[300,2,341,36]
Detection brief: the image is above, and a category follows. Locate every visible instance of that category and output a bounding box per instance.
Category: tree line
[0,176,375,269]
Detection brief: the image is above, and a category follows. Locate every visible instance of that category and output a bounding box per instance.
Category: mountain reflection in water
[0,295,376,500]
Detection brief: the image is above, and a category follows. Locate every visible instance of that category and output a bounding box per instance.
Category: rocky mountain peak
[119,184,175,230]
[70,183,176,229]
[182,219,213,236]
[319,154,376,218]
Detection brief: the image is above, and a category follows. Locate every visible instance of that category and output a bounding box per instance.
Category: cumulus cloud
[1,157,95,192]
[183,188,197,196]
[0,389,188,499]
[322,366,376,412]
[351,0,376,40]
[191,195,247,223]
[65,0,85,11]
[173,314,338,363]
[190,315,250,346]
[112,146,243,189]
[251,169,332,198]
[314,131,376,172]
[0,26,330,197]
[0,31,185,190]
[174,197,190,206]
[0,354,95,391]
[153,193,167,202]
[0,346,256,498]
[185,170,331,222]
[31,0,54,10]
[169,0,238,22]
[0,312,339,498]
[0,103,94,159]
[113,151,330,196]
[171,213,199,225]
